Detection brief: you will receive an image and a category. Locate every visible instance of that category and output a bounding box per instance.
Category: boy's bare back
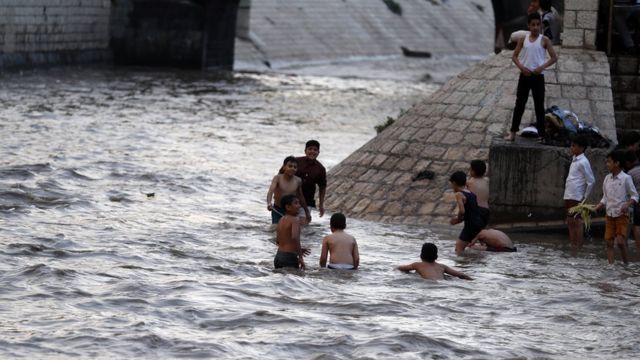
[468,177,489,209]
[398,261,472,281]
[320,230,359,268]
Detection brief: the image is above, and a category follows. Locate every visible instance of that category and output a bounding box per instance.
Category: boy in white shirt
[594,150,639,264]
[564,135,595,251]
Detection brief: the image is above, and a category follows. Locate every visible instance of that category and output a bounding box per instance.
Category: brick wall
[0,0,110,69]
[562,0,599,49]
[610,55,640,130]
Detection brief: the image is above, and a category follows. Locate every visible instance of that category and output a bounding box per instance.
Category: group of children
[268,150,517,281]
[566,133,640,264]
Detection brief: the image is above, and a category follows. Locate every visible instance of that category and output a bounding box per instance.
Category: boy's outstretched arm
[266,176,278,210]
[319,236,329,268]
[444,265,473,280]
[397,263,416,272]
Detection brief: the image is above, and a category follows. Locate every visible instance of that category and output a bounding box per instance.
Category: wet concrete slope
[235,0,494,70]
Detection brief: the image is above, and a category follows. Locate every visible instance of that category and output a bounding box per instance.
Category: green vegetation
[382,0,402,16]
[374,108,407,133]
[375,116,396,134]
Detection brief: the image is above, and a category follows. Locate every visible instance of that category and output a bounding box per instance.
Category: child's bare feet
[504,132,515,141]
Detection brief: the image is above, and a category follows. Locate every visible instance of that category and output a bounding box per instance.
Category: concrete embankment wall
[325,48,617,226]
[234,0,494,70]
[0,0,110,70]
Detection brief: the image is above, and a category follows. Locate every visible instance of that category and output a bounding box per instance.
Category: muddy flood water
[1,63,640,359]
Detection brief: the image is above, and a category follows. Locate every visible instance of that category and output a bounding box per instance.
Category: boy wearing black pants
[505,12,557,142]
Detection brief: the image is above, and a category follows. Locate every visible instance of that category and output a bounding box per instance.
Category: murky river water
[1,65,640,359]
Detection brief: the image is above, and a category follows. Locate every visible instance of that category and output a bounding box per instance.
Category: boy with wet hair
[563,135,595,251]
[319,213,360,270]
[594,150,639,264]
[449,171,486,255]
[267,156,311,224]
[398,243,472,280]
[274,194,306,270]
[505,12,558,142]
[296,140,327,217]
[467,159,490,226]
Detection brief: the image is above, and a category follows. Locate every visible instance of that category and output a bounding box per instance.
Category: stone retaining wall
[235,0,494,70]
[325,48,616,226]
[610,55,640,130]
[0,0,110,69]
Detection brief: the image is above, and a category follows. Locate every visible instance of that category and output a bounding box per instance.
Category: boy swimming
[398,243,472,280]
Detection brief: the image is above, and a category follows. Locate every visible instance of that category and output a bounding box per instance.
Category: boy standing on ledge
[505,12,557,142]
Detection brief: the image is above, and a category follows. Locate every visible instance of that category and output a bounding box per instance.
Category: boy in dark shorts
[274,194,306,270]
[296,140,327,217]
[449,171,486,255]
[624,150,640,255]
[563,135,595,251]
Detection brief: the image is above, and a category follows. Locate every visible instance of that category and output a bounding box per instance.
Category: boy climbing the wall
[505,12,557,142]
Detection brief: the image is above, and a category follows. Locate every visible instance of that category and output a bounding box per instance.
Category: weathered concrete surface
[0,0,111,70]
[234,0,494,70]
[489,139,608,226]
[325,48,617,226]
[610,56,640,131]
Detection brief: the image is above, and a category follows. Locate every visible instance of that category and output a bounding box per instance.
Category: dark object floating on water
[146,193,155,198]
[401,46,432,58]
[412,170,435,181]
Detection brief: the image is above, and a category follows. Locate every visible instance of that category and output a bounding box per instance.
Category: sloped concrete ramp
[235,0,494,69]
[325,48,616,226]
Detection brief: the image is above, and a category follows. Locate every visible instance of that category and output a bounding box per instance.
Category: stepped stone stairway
[325,48,617,226]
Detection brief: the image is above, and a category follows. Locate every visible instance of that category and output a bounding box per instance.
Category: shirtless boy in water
[398,243,472,281]
[267,156,311,224]
[274,194,306,270]
[319,213,359,270]
[469,229,517,252]
[467,159,490,226]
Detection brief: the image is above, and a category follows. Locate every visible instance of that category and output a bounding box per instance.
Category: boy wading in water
[563,135,595,252]
[319,213,359,270]
[594,150,639,264]
[267,156,311,225]
[398,243,472,281]
[274,194,306,270]
[467,159,490,226]
[449,171,486,255]
[505,12,558,142]
[296,140,327,218]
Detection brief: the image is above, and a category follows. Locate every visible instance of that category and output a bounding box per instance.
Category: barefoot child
[267,156,311,224]
[563,135,595,251]
[505,12,557,142]
[467,159,490,226]
[319,213,359,270]
[594,150,638,264]
[398,243,472,280]
[449,171,486,255]
[274,195,306,270]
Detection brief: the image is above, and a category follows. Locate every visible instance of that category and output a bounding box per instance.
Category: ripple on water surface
[1,67,640,359]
